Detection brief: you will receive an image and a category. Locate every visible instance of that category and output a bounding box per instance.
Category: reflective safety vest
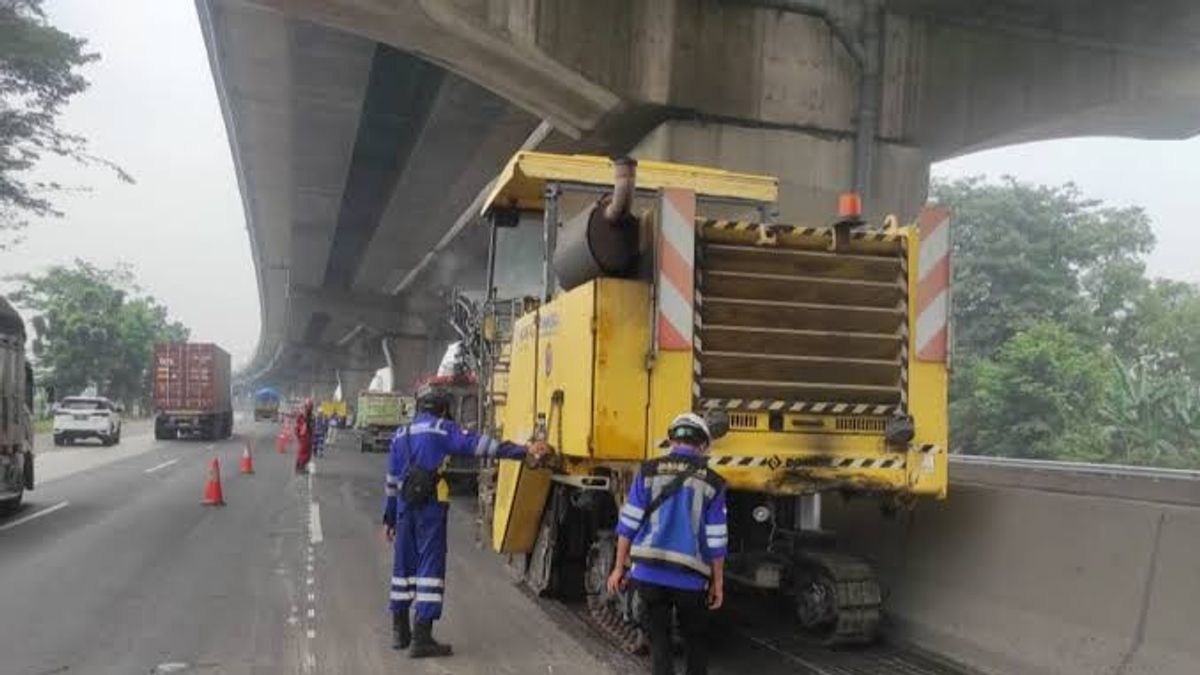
[617,451,728,579]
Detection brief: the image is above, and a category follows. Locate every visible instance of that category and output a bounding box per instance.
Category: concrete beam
[288,286,428,335]
[240,0,620,137]
[282,340,381,373]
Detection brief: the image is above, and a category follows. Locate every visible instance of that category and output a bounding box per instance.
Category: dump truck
[253,387,282,421]
[153,343,234,440]
[475,152,950,648]
[0,296,35,512]
[356,391,414,453]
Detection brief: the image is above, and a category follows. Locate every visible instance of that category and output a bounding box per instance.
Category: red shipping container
[153,343,232,414]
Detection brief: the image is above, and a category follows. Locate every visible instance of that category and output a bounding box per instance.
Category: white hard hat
[668,412,712,445]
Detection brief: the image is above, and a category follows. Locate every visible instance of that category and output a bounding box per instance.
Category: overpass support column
[381,336,430,394]
[336,368,375,410]
[630,120,929,226]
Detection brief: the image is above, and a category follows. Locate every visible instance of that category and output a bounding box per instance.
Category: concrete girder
[288,285,427,332]
[237,0,620,137]
[276,340,384,377]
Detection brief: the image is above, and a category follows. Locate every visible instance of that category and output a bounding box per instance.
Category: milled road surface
[0,420,969,675]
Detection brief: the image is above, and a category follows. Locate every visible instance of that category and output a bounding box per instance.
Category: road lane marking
[309,503,323,544]
[144,458,179,474]
[0,500,70,532]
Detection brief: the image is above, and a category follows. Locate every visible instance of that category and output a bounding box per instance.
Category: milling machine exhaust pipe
[551,157,639,292]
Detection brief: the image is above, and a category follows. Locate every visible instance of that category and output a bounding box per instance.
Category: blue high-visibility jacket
[383,412,525,524]
[616,446,728,591]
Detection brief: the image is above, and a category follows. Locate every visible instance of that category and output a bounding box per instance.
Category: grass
[34,417,53,434]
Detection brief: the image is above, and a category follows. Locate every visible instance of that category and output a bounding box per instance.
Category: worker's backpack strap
[638,462,703,532]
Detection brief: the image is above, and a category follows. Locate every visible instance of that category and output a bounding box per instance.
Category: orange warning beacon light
[838,192,862,220]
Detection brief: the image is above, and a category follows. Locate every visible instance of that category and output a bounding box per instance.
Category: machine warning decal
[709,456,907,470]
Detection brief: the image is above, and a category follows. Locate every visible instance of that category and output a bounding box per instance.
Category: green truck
[356,391,414,453]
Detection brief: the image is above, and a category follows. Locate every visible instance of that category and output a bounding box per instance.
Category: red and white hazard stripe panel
[657,189,696,351]
[915,206,950,362]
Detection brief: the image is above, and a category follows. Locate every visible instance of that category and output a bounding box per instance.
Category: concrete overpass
[197,0,1200,400]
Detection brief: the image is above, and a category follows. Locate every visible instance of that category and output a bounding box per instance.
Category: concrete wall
[824,460,1200,675]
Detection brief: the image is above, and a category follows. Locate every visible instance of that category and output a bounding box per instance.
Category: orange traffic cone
[276,428,289,454]
[202,457,225,506]
[239,443,255,475]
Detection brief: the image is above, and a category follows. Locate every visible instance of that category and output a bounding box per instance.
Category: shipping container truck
[355,391,414,453]
[153,343,233,440]
[0,296,35,512]
[474,152,949,649]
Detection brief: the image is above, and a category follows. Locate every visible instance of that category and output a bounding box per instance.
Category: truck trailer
[474,152,950,648]
[0,296,35,512]
[153,343,233,441]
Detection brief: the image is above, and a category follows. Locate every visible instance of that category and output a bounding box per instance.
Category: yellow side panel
[502,310,540,443]
[646,350,693,459]
[905,227,950,498]
[593,278,652,461]
[491,459,553,553]
[537,284,596,457]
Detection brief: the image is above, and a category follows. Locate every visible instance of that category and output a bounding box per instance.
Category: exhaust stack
[551,157,639,292]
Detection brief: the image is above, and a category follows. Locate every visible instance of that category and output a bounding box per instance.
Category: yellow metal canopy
[481,151,779,213]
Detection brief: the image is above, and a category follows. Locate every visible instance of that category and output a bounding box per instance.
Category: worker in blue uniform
[382,390,548,658]
[608,413,728,675]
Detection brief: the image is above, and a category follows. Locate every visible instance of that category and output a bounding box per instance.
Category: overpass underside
[199,0,1200,403]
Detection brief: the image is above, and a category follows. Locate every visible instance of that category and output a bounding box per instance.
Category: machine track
[794,551,882,646]
[583,531,647,655]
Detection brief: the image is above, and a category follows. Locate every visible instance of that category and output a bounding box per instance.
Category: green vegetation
[937,178,1200,467]
[8,260,188,411]
[0,0,131,249]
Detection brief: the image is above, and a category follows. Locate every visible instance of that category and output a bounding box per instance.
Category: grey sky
[0,0,258,366]
[1,1,1196,369]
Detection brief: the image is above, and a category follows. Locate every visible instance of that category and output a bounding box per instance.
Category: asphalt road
[0,421,614,675]
[0,420,969,675]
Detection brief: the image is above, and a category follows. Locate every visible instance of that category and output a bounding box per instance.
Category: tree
[1,0,130,248]
[932,177,1154,361]
[1115,279,1200,382]
[8,259,189,409]
[935,176,1200,466]
[1099,357,1200,468]
[952,321,1110,461]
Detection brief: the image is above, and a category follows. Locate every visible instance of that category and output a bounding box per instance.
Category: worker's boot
[409,620,452,658]
[391,612,411,650]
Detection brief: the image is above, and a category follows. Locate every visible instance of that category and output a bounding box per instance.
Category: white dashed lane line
[309,503,323,544]
[0,500,70,532]
[144,458,179,474]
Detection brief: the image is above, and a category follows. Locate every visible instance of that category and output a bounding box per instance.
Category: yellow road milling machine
[473,152,950,648]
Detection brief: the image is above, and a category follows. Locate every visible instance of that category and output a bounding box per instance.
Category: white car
[53,396,123,446]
